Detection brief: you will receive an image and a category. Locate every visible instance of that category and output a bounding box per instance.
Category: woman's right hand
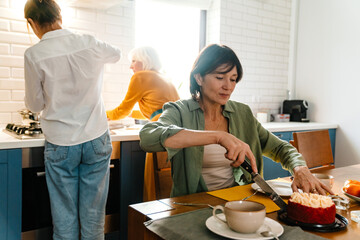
[217,132,258,173]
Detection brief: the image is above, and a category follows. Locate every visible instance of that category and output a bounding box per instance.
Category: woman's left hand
[291,166,334,195]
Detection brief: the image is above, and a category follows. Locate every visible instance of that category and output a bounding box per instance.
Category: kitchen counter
[0,122,338,150]
[261,122,338,132]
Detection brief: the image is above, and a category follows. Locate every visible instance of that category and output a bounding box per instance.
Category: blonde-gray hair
[128,46,162,71]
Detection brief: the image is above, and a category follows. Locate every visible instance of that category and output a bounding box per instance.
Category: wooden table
[128,164,360,240]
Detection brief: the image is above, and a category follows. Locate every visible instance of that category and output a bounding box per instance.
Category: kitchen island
[0,122,338,240]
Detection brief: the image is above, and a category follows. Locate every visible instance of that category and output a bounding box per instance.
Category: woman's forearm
[164,129,221,149]
[164,129,258,172]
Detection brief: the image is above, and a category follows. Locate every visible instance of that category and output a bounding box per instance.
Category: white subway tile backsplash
[11,68,23,78]
[257,24,276,33]
[0,7,23,20]
[10,20,28,33]
[106,24,124,36]
[0,89,10,100]
[0,66,10,77]
[11,44,28,56]
[0,55,23,67]
[0,101,25,112]
[0,79,24,90]
[11,90,24,100]
[97,12,131,26]
[0,43,10,54]
[69,19,103,32]
[0,18,9,30]
[0,113,11,123]
[77,9,97,21]
[0,31,37,45]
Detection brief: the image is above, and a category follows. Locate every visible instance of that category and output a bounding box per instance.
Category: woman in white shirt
[24,1,121,239]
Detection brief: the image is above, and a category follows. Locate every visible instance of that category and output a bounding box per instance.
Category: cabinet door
[262,132,291,180]
[328,129,336,159]
[0,149,22,240]
[119,141,146,240]
[0,151,8,240]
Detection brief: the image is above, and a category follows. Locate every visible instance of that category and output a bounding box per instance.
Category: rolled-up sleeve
[257,122,306,175]
[24,53,45,113]
[95,39,121,63]
[139,102,184,159]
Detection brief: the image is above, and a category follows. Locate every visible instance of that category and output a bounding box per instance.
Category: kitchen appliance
[3,109,44,139]
[282,100,309,122]
[4,122,43,139]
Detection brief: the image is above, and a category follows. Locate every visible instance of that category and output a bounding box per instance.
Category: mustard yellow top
[106,70,180,121]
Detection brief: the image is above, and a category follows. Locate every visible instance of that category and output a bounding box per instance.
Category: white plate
[251,181,292,197]
[206,214,284,240]
[343,191,360,202]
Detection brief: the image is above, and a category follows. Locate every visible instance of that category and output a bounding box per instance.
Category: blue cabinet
[0,149,22,240]
[119,141,146,240]
[263,128,336,180]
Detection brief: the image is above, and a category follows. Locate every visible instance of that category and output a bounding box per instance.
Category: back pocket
[91,132,112,156]
[44,141,69,163]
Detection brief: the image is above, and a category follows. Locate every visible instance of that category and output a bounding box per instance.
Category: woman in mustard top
[107,46,179,201]
[106,46,179,121]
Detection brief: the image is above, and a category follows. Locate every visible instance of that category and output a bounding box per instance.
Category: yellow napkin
[207,183,289,213]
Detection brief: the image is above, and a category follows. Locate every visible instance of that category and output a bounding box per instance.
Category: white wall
[295,0,360,166]
[0,0,292,124]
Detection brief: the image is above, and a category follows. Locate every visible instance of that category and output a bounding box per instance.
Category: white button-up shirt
[24,29,121,146]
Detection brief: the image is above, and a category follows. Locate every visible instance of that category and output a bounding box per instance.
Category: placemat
[207,183,289,213]
[145,207,328,240]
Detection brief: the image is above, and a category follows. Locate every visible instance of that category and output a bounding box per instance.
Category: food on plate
[343,179,360,197]
[287,192,336,225]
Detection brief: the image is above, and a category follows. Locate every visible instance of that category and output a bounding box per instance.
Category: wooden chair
[289,140,297,149]
[292,130,335,171]
[152,152,173,199]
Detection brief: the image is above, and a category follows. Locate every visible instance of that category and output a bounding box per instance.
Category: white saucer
[251,181,292,197]
[206,214,284,240]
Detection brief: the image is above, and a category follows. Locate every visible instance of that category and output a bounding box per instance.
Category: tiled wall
[219,0,291,115]
[0,0,291,125]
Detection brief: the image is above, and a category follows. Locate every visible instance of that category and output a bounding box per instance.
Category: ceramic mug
[313,173,334,189]
[212,200,266,233]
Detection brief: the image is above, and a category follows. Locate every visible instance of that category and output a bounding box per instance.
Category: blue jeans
[44,131,112,240]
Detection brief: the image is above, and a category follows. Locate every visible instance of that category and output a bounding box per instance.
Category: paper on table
[207,183,289,213]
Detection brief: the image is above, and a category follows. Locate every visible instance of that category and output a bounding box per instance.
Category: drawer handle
[36,172,45,177]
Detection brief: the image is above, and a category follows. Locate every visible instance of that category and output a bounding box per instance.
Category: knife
[241,160,288,211]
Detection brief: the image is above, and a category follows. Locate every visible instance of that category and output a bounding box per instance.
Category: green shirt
[140,99,306,197]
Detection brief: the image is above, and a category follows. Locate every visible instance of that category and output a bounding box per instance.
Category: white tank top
[202,144,235,191]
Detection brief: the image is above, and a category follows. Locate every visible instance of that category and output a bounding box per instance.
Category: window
[135,0,204,98]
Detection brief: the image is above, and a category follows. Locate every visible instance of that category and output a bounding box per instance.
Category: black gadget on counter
[282,100,309,122]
